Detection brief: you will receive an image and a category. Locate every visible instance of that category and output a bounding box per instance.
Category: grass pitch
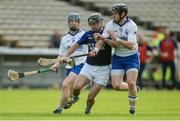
[0,89,180,120]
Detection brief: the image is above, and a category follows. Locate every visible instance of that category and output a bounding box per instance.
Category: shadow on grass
[0,112,132,120]
[1,112,180,120]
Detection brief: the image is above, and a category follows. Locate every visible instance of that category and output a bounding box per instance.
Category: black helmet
[68,13,80,23]
[112,3,128,15]
[88,13,103,24]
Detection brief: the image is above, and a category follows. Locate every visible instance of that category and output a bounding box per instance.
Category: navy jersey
[77,29,111,66]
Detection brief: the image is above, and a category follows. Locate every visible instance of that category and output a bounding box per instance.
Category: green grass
[0,89,180,120]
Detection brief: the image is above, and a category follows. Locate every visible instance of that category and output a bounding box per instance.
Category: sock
[72,96,79,101]
[130,106,135,111]
[57,106,63,111]
[86,104,92,110]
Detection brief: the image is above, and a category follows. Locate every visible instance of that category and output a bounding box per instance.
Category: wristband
[116,37,121,41]
[94,48,99,53]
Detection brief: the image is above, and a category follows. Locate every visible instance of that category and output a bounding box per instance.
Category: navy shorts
[112,53,140,73]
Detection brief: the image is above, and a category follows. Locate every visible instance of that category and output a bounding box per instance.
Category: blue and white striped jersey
[59,29,88,69]
[102,17,138,57]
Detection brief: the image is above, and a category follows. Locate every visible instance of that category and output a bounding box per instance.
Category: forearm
[95,40,104,50]
[102,36,136,49]
[103,38,119,48]
[64,43,80,57]
[118,39,136,50]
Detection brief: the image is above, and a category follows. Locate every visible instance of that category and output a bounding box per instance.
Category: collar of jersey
[113,17,129,27]
[68,29,80,36]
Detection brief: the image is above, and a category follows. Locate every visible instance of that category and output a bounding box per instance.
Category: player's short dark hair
[112,3,128,15]
[68,13,80,23]
[88,13,103,24]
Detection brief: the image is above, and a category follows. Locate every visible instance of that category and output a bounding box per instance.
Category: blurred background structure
[0,0,179,89]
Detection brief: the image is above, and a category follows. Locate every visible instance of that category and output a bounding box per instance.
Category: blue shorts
[112,53,140,73]
[66,63,84,77]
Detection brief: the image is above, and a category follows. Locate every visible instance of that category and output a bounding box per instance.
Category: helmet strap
[119,11,126,21]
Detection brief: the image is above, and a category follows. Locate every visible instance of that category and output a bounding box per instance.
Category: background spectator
[137,34,154,88]
[49,29,62,48]
[159,28,178,89]
[150,26,166,49]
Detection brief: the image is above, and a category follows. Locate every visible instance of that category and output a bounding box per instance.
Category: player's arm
[95,22,137,50]
[93,32,118,48]
[65,32,87,57]
[102,36,118,48]
[95,21,119,48]
[116,38,136,50]
[89,39,104,56]
[51,43,80,71]
[64,43,80,57]
[116,24,138,50]
[106,24,138,50]
[94,32,135,50]
[108,31,135,49]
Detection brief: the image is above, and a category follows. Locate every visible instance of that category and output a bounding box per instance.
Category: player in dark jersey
[57,13,111,114]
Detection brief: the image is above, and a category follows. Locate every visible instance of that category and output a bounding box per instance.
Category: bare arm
[117,39,136,50]
[104,37,136,50]
[89,39,104,57]
[103,37,119,48]
[95,39,104,50]
[108,31,135,50]
[96,32,136,50]
[64,43,80,57]
[94,33,118,48]
[51,43,80,71]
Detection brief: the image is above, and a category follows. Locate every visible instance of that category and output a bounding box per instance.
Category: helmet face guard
[88,13,103,25]
[68,13,80,23]
[112,4,128,20]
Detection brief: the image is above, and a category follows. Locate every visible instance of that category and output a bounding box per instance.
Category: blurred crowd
[137,26,178,89]
[48,29,61,48]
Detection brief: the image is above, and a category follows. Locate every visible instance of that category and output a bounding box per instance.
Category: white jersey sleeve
[58,30,88,69]
[102,20,113,38]
[127,22,137,43]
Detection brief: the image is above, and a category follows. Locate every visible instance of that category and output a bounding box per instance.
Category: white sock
[130,106,135,111]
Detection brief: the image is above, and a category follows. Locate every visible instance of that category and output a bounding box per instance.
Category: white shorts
[79,63,110,86]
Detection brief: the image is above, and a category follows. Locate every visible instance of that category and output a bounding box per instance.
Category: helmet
[68,13,80,23]
[88,13,103,24]
[112,3,128,15]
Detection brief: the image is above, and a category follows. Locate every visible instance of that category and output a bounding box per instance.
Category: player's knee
[62,83,70,90]
[73,85,81,92]
[112,83,120,90]
[127,80,136,89]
